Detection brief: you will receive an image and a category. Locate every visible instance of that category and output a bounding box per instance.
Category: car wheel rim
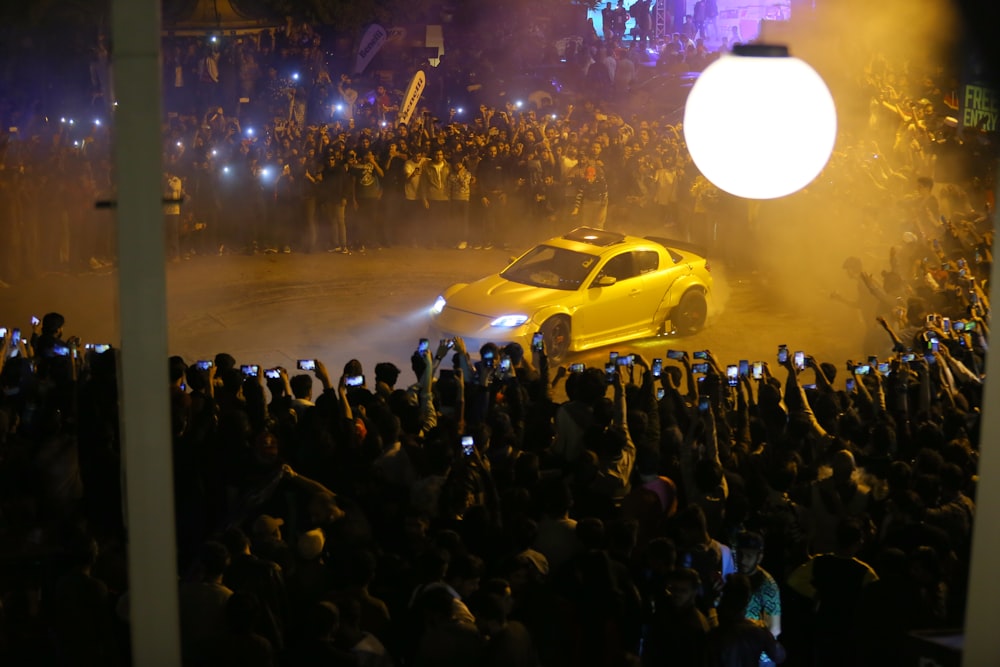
[547,321,569,360]
[676,296,706,333]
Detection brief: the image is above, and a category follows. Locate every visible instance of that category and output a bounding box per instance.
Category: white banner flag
[397,70,426,126]
[354,24,387,74]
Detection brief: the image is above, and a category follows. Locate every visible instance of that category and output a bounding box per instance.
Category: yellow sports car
[429,227,713,361]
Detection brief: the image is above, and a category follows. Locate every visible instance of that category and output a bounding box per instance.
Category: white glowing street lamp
[683,44,837,200]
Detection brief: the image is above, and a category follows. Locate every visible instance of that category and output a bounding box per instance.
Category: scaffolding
[654,0,670,39]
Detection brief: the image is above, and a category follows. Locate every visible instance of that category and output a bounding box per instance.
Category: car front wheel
[540,316,571,363]
[672,290,707,335]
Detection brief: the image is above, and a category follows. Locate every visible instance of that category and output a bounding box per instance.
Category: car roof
[544,227,707,263]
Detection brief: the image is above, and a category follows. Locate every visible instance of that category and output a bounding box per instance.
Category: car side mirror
[594,275,617,288]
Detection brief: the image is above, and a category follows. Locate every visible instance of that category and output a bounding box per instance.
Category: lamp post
[683,44,837,200]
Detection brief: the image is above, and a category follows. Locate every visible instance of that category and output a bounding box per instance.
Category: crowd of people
[0,7,754,276]
[0,4,997,667]
[0,212,992,665]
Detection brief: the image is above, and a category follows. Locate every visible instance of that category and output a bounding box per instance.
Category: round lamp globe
[683,45,837,200]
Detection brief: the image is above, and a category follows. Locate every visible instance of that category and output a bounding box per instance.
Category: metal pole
[963,179,1000,666]
[110,0,182,664]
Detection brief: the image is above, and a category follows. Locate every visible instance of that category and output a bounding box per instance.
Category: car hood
[446,274,569,319]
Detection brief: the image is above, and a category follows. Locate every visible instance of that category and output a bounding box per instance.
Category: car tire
[672,290,707,335]
[540,316,571,363]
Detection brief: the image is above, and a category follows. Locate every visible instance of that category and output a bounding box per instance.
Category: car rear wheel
[672,290,707,335]
[540,316,571,363]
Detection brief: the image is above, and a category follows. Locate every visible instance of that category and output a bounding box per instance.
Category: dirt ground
[0,243,867,390]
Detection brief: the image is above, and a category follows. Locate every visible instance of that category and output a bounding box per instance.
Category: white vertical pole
[964,181,1000,666]
[110,0,182,664]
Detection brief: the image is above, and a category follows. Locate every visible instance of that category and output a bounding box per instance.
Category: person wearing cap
[735,531,781,644]
[251,514,295,575]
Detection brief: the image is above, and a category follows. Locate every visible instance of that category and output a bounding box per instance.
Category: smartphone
[693,350,709,360]
[666,349,685,361]
[652,358,663,378]
[942,317,951,333]
[802,383,817,390]
[738,360,749,378]
[846,378,856,392]
[440,338,455,350]
[966,321,977,331]
[11,329,20,346]
[953,320,965,332]
[877,362,891,374]
[656,387,665,400]
[92,343,111,354]
[901,353,916,362]
[418,338,429,354]
[0,327,6,338]
[617,354,633,367]
[777,345,788,364]
[241,364,260,377]
[698,395,711,412]
[532,332,544,352]
[53,344,70,357]
[926,314,937,325]
[180,383,187,392]
[297,359,316,371]
[726,365,738,387]
[958,258,967,269]
[929,338,940,352]
[854,364,870,375]
[196,360,213,370]
[264,368,281,379]
[31,316,40,326]
[609,351,619,363]
[752,361,763,379]
[346,374,365,387]
[691,362,710,374]
[500,357,512,372]
[461,435,475,456]
[569,362,586,373]
[605,363,616,383]
[794,351,805,370]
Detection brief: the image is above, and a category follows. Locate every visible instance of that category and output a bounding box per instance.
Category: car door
[633,249,671,333]
[575,251,648,343]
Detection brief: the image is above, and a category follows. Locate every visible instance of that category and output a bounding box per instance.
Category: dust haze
[734,0,963,360]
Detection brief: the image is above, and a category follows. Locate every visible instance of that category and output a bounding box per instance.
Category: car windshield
[500,245,598,290]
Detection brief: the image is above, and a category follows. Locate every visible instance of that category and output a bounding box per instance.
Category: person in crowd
[420,147,452,247]
[350,149,384,252]
[734,531,782,665]
[447,156,473,249]
[705,574,787,666]
[643,567,710,665]
[787,518,879,667]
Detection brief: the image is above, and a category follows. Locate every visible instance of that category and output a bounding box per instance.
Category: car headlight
[490,314,529,328]
[431,296,447,315]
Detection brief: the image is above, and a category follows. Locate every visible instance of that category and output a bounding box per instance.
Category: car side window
[636,250,659,275]
[595,252,638,284]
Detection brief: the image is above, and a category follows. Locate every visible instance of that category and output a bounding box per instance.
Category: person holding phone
[586,361,636,509]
